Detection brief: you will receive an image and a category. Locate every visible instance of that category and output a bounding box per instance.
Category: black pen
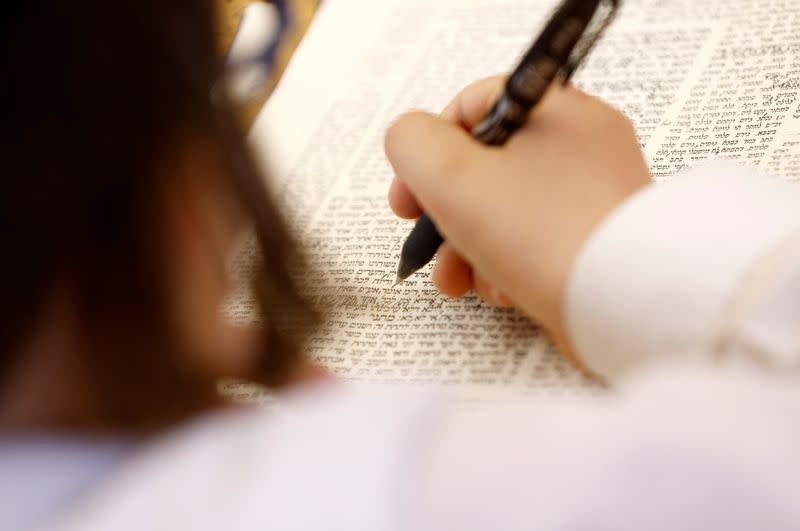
[393,0,620,286]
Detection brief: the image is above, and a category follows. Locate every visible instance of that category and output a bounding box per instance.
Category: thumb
[384,111,486,230]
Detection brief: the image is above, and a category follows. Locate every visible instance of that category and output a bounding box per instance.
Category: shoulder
[49,383,445,531]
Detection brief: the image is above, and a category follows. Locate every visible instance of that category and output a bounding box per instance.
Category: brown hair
[0,1,318,430]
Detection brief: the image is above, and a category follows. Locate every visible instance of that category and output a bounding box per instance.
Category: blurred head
[0,0,318,431]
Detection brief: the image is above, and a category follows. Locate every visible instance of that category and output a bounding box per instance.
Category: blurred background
[217,0,320,128]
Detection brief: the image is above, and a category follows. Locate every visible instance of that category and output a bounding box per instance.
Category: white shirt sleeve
[565,161,800,382]
[419,364,800,531]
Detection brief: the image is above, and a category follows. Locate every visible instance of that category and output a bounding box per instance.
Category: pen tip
[393,260,416,287]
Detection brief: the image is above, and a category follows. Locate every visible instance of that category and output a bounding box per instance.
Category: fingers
[441,75,507,130]
[385,111,487,229]
[287,358,335,385]
[432,243,472,297]
[386,79,597,220]
[385,105,510,309]
[388,173,422,219]
[432,243,513,308]
[388,75,506,221]
[474,273,514,308]
[384,76,521,310]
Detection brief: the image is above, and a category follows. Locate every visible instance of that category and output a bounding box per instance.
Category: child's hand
[385,76,651,358]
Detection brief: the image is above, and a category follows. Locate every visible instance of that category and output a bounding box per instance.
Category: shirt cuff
[565,161,800,383]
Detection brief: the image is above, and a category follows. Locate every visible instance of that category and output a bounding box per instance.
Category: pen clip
[559,0,620,83]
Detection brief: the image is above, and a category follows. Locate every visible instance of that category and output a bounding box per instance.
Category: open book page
[575,0,800,180]
[225,0,800,401]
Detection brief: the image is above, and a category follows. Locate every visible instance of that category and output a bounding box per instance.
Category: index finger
[388,75,507,219]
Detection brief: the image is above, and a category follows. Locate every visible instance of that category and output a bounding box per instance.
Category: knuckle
[385,112,425,157]
[567,87,630,125]
[575,90,635,134]
[605,106,636,134]
[440,180,485,241]
[433,145,467,179]
[384,114,410,159]
[601,101,629,123]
